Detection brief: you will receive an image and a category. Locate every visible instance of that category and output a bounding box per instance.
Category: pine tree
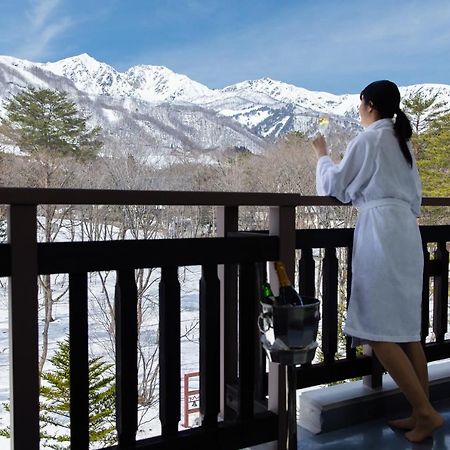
[0,338,116,449]
[0,87,102,160]
[418,113,450,197]
[402,88,448,158]
[0,87,103,372]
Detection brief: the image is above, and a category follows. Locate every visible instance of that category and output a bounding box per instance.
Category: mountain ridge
[1,53,449,160]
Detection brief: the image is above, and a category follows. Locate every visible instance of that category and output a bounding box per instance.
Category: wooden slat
[159,266,181,436]
[425,342,450,361]
[0,187,345,207]
[35,236,279,275]
[322,247,339,364]
[115,269,138,446]
[254,262,268,403]
[345,245,357,359]
[200,264,221,427]
[295,357,373,388]
[298,247,315,297]
[433,242,449,343]
[101,411,278,450]
[420,225,450,242]
[421,243,431,343]
[0,244,10,276]
[1,227,448,278]
[0,186,447,208]
[238,263,257,421]
[269,206,296,293]
[296,228,354,249]
[7,205,40,450]
[363,345,384,389]
[216,206,239,420]
[69,273,89,449]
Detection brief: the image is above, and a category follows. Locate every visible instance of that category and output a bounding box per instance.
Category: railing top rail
[0,187,449,207]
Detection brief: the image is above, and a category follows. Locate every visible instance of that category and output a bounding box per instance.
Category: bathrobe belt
[357,198,411,214]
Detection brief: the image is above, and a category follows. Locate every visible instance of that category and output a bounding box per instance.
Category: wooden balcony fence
[0,188,448,450]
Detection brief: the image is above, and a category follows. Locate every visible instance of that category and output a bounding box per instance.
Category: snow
[2,53,450,154]
[0,267,202,448]
[0,218,204,448]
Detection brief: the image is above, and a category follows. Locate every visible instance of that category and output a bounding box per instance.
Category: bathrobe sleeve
[316,133,376,203]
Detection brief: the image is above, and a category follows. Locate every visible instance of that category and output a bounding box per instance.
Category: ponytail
[393,109,413,168]
[360,80,414,169]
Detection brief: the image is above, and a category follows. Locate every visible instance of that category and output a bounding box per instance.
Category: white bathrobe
[316,118,423,344]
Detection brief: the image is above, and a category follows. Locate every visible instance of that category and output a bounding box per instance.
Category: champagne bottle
[274,261,303,306]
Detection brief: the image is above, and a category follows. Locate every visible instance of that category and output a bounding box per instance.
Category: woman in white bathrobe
[312,80,443,443]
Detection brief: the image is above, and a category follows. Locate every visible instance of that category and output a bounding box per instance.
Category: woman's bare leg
[369,341,443,442]
[388,342,429,430]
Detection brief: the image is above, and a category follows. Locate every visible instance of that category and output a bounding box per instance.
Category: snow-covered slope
[1,53,450,157]
[0,55,267,158]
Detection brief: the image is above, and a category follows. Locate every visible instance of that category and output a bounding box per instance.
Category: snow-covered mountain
[1,53,449,161]
[43,54,214,103]
[0,54,266,160]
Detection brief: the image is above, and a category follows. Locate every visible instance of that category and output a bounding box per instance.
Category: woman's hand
[312,134,328,158]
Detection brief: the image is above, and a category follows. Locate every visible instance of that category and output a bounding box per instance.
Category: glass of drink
[318,115,330,135]
[318,115,332,154]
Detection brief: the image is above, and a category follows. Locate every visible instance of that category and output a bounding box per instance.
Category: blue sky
[1,0,450,94]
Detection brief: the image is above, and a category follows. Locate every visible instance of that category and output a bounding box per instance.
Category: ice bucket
[272,296,320,348]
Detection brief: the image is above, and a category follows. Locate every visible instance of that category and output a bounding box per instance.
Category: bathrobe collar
[364,118,394,131]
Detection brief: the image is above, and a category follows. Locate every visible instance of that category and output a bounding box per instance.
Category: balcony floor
[298,397,450,450]
[249,397,450,450]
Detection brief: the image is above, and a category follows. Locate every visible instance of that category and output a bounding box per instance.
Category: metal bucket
[272,296,320,348]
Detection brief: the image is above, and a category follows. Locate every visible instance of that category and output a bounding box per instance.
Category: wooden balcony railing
[0,187,448,450]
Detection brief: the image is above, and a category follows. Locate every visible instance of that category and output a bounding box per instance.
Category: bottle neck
[275,262,291,287]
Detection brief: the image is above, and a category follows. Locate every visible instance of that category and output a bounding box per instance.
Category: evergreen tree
[1,338,116,449]
[0,87,103,372]
[402,88,448,158]
[418,113,450,197]
[0,87,102,160]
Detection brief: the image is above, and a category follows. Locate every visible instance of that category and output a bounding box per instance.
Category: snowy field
[0,264,202,449]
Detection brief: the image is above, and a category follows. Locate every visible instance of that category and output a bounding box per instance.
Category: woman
[312,80,443,443]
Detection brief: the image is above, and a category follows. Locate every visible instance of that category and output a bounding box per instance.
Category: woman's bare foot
[405,411,444,443]
[388,416,415,430]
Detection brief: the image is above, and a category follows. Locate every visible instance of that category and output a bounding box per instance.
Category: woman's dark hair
[360,80,413,167]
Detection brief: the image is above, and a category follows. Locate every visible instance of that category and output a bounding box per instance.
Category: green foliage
[0,87,102,160]
[416,113,450,224]
[0,338,116,449]
[403,88,446,133]
[403,88,448,158]
[418,113,450,197]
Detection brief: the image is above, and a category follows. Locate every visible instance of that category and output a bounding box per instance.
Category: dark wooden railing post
[69,273,89,449]
[298,247,315,298]
[345,246,357,359]
[216,206,239,419]
[115,269,139,446]
[159,266,181,437]
[433,241,449,343]
[8,205,40,450]
[200,264,221,427]
[269,206,296,293]
[363,346,383,389]
[268,206,295,450]
[421,242,431,343]
[238,262,258,421]
[322,247,338,365]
